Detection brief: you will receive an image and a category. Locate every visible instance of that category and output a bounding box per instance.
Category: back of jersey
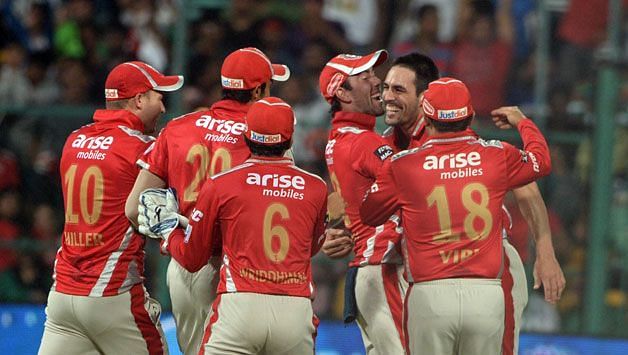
[56,111,153,296]
[393,135,514,282]
[141,100,251,216]
[211,158,327,298]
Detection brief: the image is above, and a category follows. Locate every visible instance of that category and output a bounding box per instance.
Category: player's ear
[335,87,351,104]
[131,92,144,110]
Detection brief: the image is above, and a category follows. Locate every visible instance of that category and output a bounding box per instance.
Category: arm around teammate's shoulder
[359,159,400,226]
[492,106,552,186]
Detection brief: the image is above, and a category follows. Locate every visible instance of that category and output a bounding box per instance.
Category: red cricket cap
[319,49,388,103]
[421,77,474,122]
[245,97,296,145]
[221,47,290,90]
[104,61,183,101]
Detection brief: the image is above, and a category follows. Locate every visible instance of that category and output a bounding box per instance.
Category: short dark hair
[329,80,353,115]
[245,137,292,157]
[222,82,267,103]
[391,53,440,95]
[427,116,473,132]
[105,98,130,109]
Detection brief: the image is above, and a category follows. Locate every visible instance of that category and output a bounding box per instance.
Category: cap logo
[422,98,435,116]
[250,131,282,144]
[221,76,244,89]
[105,89,119,99]
[326,72,346,97]
[338,54,362,60]
[437,107,468,120]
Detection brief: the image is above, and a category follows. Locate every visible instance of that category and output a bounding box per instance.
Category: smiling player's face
[383,66,421,131]
[343,68,384,116]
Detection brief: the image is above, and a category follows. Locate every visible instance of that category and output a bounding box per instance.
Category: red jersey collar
[93,109,145,132]
[209,99,251,121]
[331,111,377,132]
[246,155,294,165]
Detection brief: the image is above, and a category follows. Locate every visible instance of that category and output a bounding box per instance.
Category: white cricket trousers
[166,256,220,355]
[38,283,168,355]
[404,278,504,355]
[502,238,528,355]
[355,263,407,355]
[200,292,318,354]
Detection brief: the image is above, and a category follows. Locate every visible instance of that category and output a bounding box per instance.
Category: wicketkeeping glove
[138,188,189,242]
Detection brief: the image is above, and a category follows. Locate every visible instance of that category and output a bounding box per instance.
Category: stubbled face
[343,67,384,116]
[383,66,421,131]
[141,90,165,133]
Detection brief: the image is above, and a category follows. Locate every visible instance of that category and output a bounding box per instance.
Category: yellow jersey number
[426,182,493,243]
[183,145,232,203]
[64,164,104,225]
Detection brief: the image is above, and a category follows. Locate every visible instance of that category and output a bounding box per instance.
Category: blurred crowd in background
[0,0,626,336]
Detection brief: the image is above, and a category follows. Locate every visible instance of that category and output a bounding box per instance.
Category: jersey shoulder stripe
[470,138,504,149]
[211,162,254,180]
[118,125,155,143]
[391,148,420,162]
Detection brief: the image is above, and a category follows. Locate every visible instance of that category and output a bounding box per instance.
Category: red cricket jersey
[360,119,551,282]
[55,110,155,296]
[140,100,251,216]
[167,157,327,298]
[325,111,401,267]
[382,117,425,153]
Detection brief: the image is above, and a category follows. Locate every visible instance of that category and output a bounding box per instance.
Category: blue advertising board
[1,305,626,354]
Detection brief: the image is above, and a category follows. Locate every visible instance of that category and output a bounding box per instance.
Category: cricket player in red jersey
[360,78,552,355]
[38,62,183,355]
[139,97,327,354]
[125,48,290,355]
[381,53,564,354]
[319,50,406,354]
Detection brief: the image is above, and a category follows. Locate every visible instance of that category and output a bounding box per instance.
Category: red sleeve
[351,134,394,178]
[167,178,220,272]
[311,190,327,256]
[504,119,552,189]
[142,127,169,180]
[359,159,400,226]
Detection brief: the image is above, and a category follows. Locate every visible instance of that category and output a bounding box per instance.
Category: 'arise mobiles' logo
[423,152,481,170]
[71,134,114,150]
[246,173,305,190]
[196,115,246,135]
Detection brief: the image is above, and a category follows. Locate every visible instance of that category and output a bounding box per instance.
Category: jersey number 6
[263,203,290,263]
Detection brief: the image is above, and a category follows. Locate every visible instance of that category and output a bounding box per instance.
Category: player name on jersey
[239,267,308,285]
[63,231,104,247]
[246,172,305,200]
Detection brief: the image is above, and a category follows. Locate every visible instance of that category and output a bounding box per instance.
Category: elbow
[540,154,552,177]
[124,197,139,225]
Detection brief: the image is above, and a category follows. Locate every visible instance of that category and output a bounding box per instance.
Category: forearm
[126,169,166,227]
[166,229,208,273]
[513,182,554,253]
[518,119,552,176]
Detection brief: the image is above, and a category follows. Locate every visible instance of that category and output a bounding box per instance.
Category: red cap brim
[153,75,184,92]
[271,64,290,81]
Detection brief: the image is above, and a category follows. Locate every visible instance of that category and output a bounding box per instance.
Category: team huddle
[38,47,565,355]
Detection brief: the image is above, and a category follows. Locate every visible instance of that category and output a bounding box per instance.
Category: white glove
[138,188,188,241]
